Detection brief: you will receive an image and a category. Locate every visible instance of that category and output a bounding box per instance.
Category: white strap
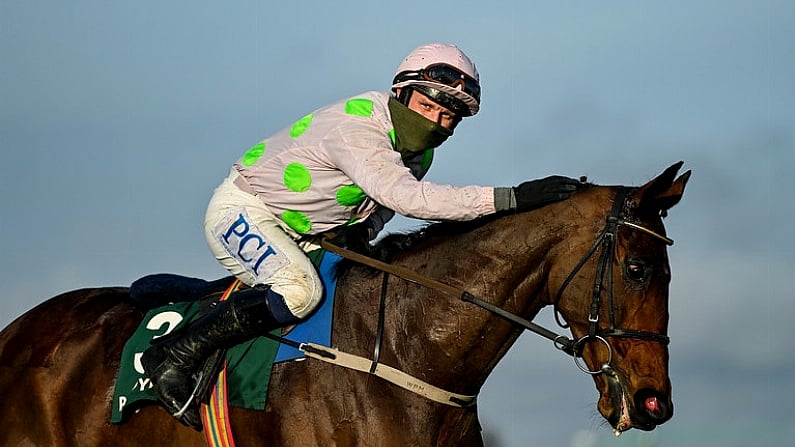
[300,342,476,407]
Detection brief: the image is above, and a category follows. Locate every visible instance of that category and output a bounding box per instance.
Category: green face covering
[388,97,454,157]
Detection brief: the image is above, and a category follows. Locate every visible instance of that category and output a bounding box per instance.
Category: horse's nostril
[644,396,659,412]
[634,388,672,425]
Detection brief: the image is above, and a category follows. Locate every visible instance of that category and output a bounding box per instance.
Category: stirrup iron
[172,371,203,419]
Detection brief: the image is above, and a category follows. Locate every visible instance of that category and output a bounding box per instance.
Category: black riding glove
[514,175,580,210]
[495,176,580,212]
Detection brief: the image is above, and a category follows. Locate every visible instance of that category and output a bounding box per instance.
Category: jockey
[140,43,579,429]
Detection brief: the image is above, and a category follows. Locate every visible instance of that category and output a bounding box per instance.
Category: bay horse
[0,162,690,446]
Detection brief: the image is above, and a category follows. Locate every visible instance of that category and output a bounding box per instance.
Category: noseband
[553,187,672,374]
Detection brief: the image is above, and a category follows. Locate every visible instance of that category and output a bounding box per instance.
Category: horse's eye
[625,259,648,282]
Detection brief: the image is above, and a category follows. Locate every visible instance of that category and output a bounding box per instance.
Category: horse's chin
[599,366,658,436]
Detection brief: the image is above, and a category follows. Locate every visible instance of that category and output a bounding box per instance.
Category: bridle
[319,187,674,377]
[551,187,672,374]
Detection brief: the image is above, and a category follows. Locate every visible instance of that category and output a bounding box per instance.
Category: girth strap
[299,342,477,408]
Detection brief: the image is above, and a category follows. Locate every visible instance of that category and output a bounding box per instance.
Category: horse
[0,162,690,446]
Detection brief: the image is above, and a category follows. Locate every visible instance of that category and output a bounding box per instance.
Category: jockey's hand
[512,176,580,211]
[325,224,372,254]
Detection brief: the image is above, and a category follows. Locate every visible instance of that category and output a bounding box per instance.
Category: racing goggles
[395,63,481,102]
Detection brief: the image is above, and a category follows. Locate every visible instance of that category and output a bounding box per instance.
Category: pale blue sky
[2,1,793,446]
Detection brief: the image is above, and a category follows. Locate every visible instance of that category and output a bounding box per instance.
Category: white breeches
[204,169,323,319]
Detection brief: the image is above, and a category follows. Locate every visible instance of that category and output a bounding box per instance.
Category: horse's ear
[635,161,691,215]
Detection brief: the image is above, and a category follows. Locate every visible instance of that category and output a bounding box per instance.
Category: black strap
[461,292,576,356]
[196,348,227,403]
[320,239,578,357]
[370,272,389,373]
[589,233,613,338]
[553,233,603,329]
[261,332,337,359]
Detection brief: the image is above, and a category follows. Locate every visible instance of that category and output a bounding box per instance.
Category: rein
[318,239,578,354]
[320,187,674,376]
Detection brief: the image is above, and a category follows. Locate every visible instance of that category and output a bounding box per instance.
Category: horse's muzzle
[601,366,673,433]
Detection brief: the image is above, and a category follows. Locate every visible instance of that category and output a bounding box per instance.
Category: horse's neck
[371,212,569,393]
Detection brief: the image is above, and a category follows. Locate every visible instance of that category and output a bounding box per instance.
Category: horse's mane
[379,212,505,255]
[333,182,598,278]
[332,211,512,278]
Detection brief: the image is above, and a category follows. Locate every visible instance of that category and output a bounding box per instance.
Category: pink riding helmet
[392,43,481,116]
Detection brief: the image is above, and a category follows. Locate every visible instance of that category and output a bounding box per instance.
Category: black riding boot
[140,285,284,430]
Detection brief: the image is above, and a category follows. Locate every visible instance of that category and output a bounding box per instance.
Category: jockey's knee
[269,273,323,320]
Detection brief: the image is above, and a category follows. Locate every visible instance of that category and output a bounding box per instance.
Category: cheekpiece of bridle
[551,187,673,374]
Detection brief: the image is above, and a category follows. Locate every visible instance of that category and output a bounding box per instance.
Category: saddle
[129,273,236,310]
[112,251,341,424]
